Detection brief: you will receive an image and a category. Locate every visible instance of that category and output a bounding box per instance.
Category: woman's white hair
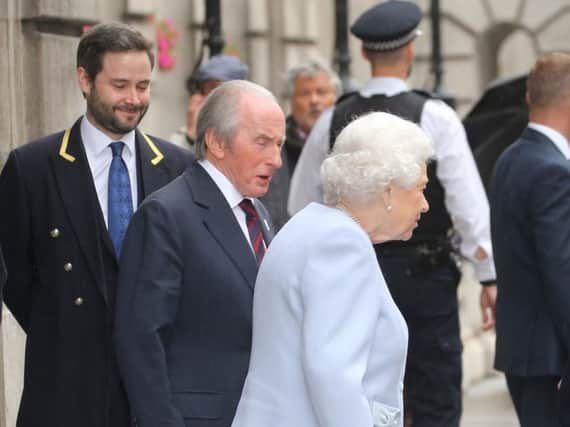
[321,112,434,207]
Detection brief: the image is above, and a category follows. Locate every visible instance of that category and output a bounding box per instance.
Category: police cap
[351,1,422,52]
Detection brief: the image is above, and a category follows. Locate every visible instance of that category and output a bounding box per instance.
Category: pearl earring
[387,205,393,212]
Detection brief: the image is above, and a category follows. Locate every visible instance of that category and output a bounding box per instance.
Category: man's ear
[204,129,226,160]
[77,67,92,98]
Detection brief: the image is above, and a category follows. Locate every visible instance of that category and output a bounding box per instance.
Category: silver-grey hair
[195,80,278,159]
[283,60,342,99]
[321,112,434,207]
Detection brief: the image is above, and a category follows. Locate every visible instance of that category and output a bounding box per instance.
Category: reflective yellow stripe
[141,132,164,165]
[58,128,76,162]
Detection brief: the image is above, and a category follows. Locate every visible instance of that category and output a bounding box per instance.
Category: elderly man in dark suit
[490,52,570,427]
[115,80,284,427]
[0,22,192,427]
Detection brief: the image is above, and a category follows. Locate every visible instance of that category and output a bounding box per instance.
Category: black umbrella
[463,75,528,192]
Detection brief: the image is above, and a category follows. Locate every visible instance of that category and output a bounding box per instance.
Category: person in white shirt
[288,2,497,426]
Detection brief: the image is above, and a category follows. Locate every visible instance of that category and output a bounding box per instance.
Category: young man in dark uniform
[0,22,192,427]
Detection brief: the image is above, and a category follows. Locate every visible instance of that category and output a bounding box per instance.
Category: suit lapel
[50,118,108,300]
[188,165,258,290]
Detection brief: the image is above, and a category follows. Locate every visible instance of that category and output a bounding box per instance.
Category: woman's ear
[204,129,226,160]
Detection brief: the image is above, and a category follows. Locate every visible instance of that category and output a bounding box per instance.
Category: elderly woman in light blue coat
[232,112,433,427]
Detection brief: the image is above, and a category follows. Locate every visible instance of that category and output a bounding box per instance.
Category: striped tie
[239,199,266,264]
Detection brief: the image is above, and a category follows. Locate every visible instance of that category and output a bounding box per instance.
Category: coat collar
[58,119,165,166]
[526,124,570,159]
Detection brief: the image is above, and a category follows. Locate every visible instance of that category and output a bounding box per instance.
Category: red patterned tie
[239,199,266,264]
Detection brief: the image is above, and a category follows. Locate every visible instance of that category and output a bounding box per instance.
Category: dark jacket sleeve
[0,151,34,331]
[114,197,185,427]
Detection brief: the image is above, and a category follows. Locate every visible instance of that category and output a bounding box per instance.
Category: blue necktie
[108,142,133,257]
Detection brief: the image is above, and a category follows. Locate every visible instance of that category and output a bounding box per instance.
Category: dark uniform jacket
[0,117,193,427]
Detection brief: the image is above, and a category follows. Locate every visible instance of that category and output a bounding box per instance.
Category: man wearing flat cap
[170,54,249,151]
[289,1,497,426]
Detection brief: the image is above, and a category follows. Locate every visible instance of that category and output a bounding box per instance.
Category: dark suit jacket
[490,127,570,379]
[115,162,274,427]
[0,117,193,427]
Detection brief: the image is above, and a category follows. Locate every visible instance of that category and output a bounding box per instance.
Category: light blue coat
[232,203,408,427]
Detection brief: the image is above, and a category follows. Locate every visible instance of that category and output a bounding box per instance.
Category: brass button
[63,262,73,272]
[74,297,84,306]
[49,228,60,238]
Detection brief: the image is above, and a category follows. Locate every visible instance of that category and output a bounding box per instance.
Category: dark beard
[86,89,148,136]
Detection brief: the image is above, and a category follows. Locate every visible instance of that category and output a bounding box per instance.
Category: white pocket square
[372,401,401,427]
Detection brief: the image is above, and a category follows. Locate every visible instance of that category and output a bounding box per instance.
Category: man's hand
[480,284,497,331]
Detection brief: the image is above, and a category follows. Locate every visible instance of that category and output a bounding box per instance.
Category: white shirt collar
[198,159,247,209]
[80,115,136,158]
[359,77,409,98]
[528,122,570,159]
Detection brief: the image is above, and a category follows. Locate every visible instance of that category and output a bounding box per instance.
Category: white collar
[198,159,248,209]
[80,115,136,158]
[528,122,570,159]
[359,77,409,98]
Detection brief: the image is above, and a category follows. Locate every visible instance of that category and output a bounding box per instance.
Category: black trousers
[378,252,462,427]
[506,374,562,427]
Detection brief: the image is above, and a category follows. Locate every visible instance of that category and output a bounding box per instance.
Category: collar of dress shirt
[80,115,136,159]
[359,76,409,98]
[198,159,249,209]
[528,122,570,159]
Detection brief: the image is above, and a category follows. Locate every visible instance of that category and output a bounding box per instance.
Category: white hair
[284,60,342,98]
[321,112,434,207]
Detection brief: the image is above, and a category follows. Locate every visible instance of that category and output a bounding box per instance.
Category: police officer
[288,1,497,426]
